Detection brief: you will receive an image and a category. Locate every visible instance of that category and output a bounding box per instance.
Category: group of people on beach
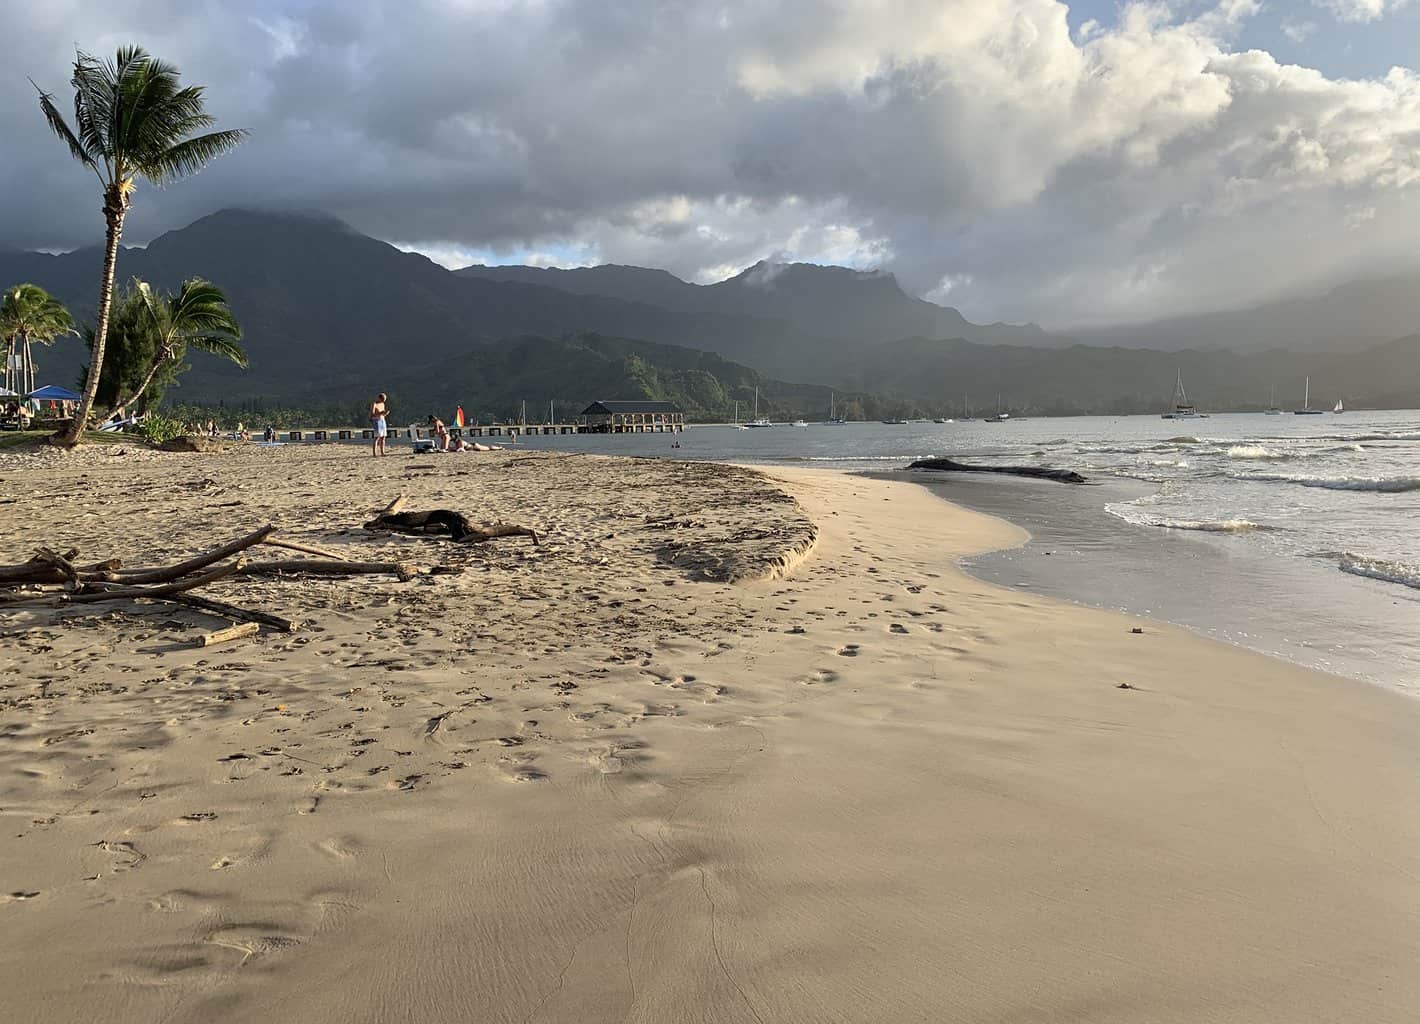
[369,393,492,456]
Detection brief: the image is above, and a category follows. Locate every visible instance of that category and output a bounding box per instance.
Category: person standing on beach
[371,393,389,457]
[428,413,449,451]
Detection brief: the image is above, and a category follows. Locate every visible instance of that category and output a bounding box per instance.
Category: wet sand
[2,444,1419,1022]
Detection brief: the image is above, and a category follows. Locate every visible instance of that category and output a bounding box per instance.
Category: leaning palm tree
[34,46,246,445]
[0,284,77,398]
[119,278,245,412]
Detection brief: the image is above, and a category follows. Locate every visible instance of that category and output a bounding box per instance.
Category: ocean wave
[1338,554,1420,590]
[1106,504,1272,533]
[1226,444,1285,460]
[1242,472,1420,492]
[1164,435,1202,444]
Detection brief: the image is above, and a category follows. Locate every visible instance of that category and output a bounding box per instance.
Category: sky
[2,0,1420,329]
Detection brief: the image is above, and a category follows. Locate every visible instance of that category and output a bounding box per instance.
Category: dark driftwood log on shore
[238,558,423,582]
[113,525,277,583]
[364,509,540,545]
[167,594,301,632]
[907,457,1087,485]
[0,553,123,585]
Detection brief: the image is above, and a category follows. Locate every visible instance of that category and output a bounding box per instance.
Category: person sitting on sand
[371,393,389,457]
[427,414,449,452]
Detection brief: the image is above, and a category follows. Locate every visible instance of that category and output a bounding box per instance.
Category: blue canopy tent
[28,385,82,402]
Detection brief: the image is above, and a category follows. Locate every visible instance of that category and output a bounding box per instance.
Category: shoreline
[883,466,1420,696]
[3,447,1420,1021]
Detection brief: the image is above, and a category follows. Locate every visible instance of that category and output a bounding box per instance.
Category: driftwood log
[364,509,540,545]
[907,457,1087,485]
[195,621,260,648]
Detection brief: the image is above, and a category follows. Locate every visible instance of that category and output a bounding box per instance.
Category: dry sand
[2,443,1419,1023]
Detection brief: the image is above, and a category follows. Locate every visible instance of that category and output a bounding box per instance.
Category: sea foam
[1226,444,1285,460]
[1338,554,1420,590]
[1245,473,1420,493]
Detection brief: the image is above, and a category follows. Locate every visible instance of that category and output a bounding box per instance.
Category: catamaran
[1160,370,1206,419]
[746,386,773,427]
[1295,377,1323,415]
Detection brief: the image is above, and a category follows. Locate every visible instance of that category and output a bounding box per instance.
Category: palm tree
[120,278,245,412]
[0,284,77,398]
[34,46,246,445]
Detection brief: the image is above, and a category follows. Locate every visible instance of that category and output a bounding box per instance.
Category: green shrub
[139,412,184,445]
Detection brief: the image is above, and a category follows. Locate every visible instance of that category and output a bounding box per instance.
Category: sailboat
[985,394,1010,422]
[732,400,748,429]
[824,392,846,425]
[958,395,975,422]
[1333,398,1344,414]
[1160,370,1206,419]
[1294,377,1323,415]
[746,386,773,427]
[1265,385,1282,415]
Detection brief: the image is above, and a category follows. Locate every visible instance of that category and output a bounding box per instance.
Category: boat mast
[1304,377,1310,410]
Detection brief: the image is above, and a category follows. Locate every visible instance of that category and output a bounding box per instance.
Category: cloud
[3,0,1420,328]
[1313,0,1411,23]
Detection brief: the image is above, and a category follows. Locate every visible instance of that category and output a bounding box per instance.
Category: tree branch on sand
[0,501,536,643]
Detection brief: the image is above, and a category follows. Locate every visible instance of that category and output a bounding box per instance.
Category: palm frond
[33,80,100,177]
[70,51,117,167]
[143,129,249,184]
[186,334,248,368]
[0,283,77,344]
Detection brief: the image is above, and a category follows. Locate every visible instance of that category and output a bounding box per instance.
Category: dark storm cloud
[3,0,1420,326]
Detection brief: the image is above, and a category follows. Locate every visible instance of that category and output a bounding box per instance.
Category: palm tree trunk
[59,188,126,446]
[3,335,12,394]
[23,332,33,396]
[120,347,174,414]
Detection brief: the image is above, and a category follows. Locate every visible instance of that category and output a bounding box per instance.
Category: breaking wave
[1242,473,1420,493]
[1226,445,1285,460]
[1106,503,1272,533]
[1337,554,1420,590]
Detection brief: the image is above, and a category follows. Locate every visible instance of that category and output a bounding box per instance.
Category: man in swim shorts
[371,392,389,457]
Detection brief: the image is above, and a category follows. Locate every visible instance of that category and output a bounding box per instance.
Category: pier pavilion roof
[581,401,682,415]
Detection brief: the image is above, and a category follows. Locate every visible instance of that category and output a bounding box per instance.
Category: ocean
[493,410,1420,695]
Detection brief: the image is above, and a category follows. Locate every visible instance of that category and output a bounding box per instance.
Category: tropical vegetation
[82,277,245,413]
[0,284,76,397]
[34,45,246,444]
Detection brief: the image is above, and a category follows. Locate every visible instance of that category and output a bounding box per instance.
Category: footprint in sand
[87,840,146,877]
[837,645,861,657]
[799,668,840,686]
[205,925,303,964]
[889,623,909,634]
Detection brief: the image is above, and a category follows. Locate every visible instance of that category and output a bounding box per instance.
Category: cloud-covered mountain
[458,262,1054,347]
[1073,275,1420,354]
[7,207,1420,417]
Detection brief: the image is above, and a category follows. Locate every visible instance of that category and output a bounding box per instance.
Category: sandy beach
[3,443,1419,1023]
